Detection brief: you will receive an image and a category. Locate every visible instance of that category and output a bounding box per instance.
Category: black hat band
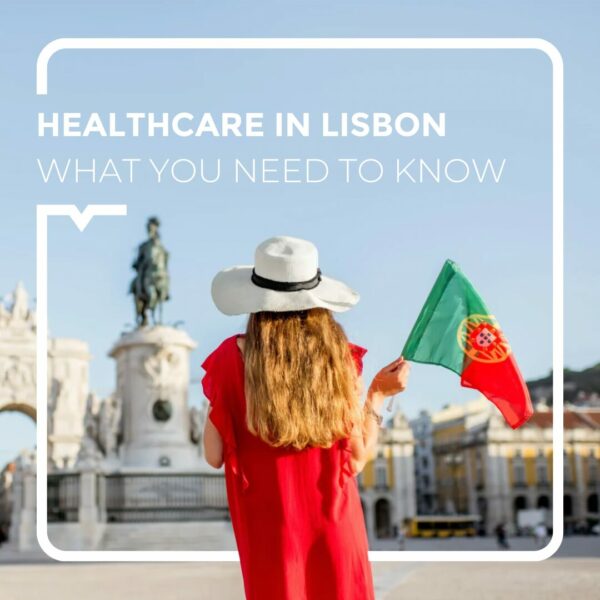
[251,268,322,292]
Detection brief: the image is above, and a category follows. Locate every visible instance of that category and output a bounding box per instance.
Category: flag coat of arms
[402,260,533,429]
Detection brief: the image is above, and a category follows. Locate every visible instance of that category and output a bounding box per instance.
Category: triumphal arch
[0,282,90,468]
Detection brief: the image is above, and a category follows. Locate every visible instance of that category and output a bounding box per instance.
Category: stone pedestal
[109,326,199,470]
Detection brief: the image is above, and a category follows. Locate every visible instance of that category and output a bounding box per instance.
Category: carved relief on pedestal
[141,345,184,424]
[142,346,182,387]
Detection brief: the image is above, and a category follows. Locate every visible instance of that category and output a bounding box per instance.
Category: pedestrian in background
[395,522,407,551]
[495,522,510,550]
[534,522,548,548]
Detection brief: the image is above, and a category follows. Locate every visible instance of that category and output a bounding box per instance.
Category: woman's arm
[203,408,224,468]
[348,356,410,475]
[348,388,385,475]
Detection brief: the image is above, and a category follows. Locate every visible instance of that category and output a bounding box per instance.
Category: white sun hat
[211,236,360,315]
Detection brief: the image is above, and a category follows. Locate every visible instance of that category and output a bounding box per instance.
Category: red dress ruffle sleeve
[201,340,249,490]
[348,342,368,376]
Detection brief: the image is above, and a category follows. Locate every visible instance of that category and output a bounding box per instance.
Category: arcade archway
[374,498,392,539]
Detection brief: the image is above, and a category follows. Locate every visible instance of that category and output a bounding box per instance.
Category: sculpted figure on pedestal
[129,216,170,327]
[75,393,103,470]
[98,393,122,461]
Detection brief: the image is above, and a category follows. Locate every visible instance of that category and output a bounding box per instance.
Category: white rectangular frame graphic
[35,37,563,562]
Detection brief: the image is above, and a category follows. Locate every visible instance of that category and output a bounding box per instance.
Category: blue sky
[0,1,597,467]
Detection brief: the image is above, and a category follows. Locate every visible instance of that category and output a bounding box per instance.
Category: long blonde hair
[243,308,362,450]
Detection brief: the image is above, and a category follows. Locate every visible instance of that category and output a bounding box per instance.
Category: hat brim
[211,265,360,315]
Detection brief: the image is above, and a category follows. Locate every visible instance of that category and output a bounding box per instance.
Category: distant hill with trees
[527,363,600,406]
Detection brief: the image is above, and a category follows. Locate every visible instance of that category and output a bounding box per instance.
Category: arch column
[6,451,37,551]
[7,469,23,549]
[361,494,375,544]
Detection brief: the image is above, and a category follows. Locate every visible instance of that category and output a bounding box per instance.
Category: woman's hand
[367,356,410,407]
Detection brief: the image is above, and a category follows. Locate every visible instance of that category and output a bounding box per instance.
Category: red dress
[201,334,374,600]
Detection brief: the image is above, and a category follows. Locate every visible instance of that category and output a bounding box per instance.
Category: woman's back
[201,333,373,600]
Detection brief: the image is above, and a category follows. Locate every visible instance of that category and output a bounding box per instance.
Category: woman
[202,236,410,600]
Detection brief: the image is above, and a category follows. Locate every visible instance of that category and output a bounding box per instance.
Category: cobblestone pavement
[0,537,598,600]
[380,559,600,600]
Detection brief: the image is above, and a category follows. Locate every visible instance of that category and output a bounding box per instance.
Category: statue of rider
[129,216,170,327]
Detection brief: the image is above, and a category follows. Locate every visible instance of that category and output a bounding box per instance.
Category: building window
[564,450,573,485]
[376,464,388,489]
[513,450,526,486]
[475,451,484,487]
[422,456,429,469]
[536,450,548,485]
[589,452,598,485]
[564,494,573,517]
[423,494,432,512]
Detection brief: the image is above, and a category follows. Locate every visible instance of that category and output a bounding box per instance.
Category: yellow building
[357,411,416,547]
[432,398,600,534]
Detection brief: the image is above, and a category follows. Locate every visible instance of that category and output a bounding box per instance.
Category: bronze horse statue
[129,216,170,327]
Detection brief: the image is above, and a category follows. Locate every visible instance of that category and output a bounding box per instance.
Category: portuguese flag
[402,260,533,429]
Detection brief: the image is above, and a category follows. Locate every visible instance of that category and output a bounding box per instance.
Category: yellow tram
[407,515,481,538]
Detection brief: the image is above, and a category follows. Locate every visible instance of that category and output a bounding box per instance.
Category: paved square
[1,537,598,599]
